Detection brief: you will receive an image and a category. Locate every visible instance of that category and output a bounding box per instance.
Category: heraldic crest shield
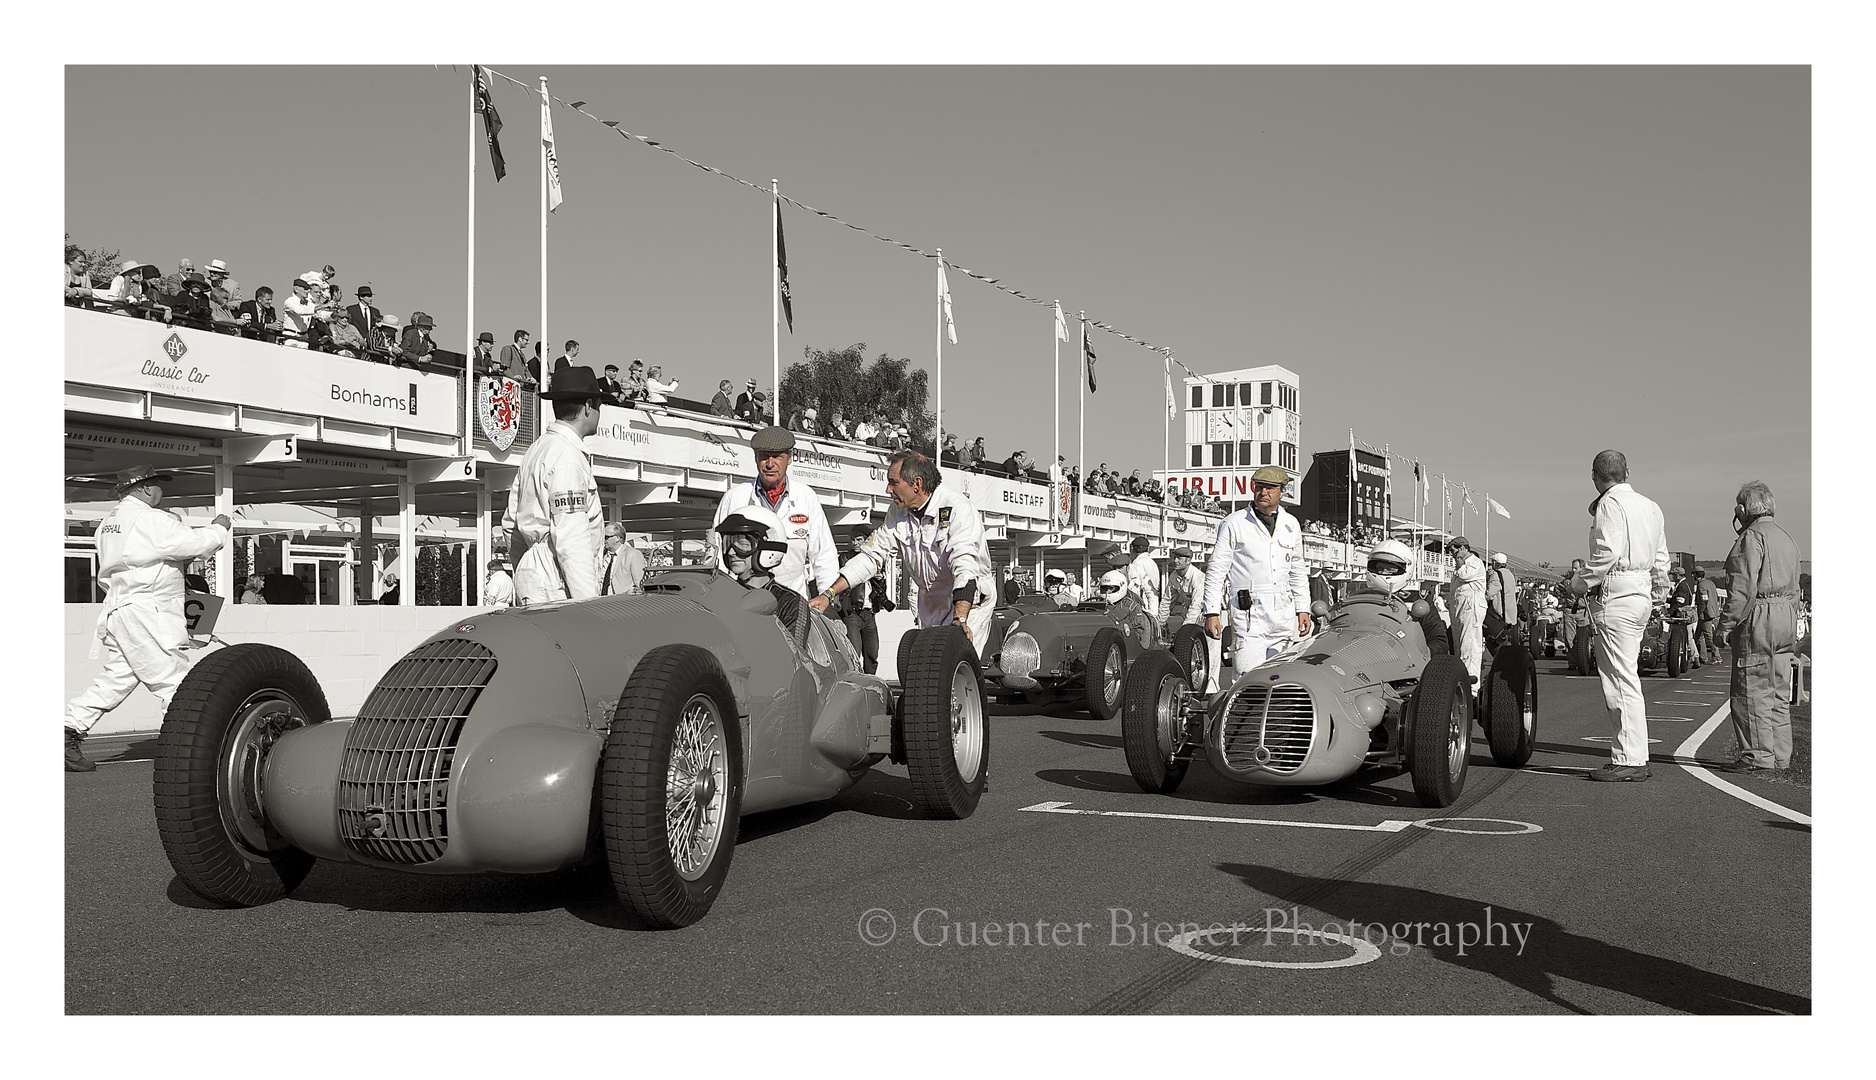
[478,376,523,451]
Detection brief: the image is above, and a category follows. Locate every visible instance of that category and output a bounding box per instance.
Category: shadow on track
[1218,863,1811,1015]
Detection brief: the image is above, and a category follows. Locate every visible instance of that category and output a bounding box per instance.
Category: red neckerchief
[757,478,788,510]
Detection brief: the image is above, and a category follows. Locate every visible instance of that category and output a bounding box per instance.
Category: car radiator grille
[337,638,497,864]
[1219,684,1316,774]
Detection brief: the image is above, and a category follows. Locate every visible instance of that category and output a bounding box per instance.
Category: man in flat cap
[65,466,231,771]
[711,425,839,598]
[501,362,606,604]
[1200,465,1311,684]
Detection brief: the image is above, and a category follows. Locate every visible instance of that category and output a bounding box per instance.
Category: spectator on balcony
[1002,449,1031,479]
[853,414,878,445]
[326,306,368,357]
[207,281,246,333]
[499,330,535,385]
[826,410,852,441]
[788,407,816,435]
[599,364,628,406]
[303,264,341,304]
[646,365,679,403]
[968,437,988,470]
[622,359,649,403]
[278,278,317,346]
[734,378,760,421]
[152,258,196,305]
[469,332,500,376]
[397,313,437,369]
[528,343,545,386]
[65,247,90,304]
[235,286,276,340]
[1068,465,1081,491]
[345,286,383,341]
[371,314,401,359]
[204,260,242,305]
[169,273,215,329]
[748,391,769,423]
[711,379,735,418]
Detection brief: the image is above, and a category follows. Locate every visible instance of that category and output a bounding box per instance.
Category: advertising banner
[67,310,460,436]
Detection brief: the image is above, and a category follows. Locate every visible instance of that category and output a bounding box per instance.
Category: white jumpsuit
[838,485,997,645]
[66,496,229,734]
[1126,551,1164,628]
[502,420,604,604]
[1200,507,1310,682]
[1446,553,1487,684]
[1585,483,1671,767]
[713,477,840,598]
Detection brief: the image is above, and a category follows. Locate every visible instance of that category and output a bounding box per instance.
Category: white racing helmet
[715,504,790,581]
[1097,569,1128,601]
[1364,539,1414,596]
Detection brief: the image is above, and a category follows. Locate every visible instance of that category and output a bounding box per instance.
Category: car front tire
[1121,650,1192,794]
[1406,655,1473,807]
[899,626,989,818]
[153,643,325,907]
[1084,626,1127,721]
[602,644,744,929]
[1485,643,1538,768]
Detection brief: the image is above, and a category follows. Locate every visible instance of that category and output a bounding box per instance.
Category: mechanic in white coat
[811,450,998,645]
[1124,536,1163,630]
[1200,465,1312,682]
[65,465,231,771]
[1443,536,1487,685]
[502,363,605,604]
[713,425,839,599]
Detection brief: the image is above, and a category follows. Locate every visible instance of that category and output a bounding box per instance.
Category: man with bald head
[1582,449,1671,782]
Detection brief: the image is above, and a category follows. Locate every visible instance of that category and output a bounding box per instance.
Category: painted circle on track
[1410,817,1544,835]
[1167,927,1382,969]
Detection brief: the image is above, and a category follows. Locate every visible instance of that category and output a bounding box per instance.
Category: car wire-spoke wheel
[1084,626,1127,721]
[603,645,745,929]
[665,693,730,881]
[1407,655,1471,807]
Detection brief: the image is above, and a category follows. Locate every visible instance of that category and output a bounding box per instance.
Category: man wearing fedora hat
[345,285,381,342]
[396,312,437,370]
[469,331,500,376]
[501,362,607,604]
[711,425,840,598]
[734,378,761,424]
[65,466,232,772]
[204,259,242,305]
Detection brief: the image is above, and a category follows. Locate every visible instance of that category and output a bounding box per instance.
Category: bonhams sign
[66,309,458,436]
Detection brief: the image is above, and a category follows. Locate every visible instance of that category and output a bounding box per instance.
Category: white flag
[939,260,957,344]
[1054,301,1067,342]
[1488,496,1511,519]
[542,88,564,213]
[1164,354,1175,419]
[1462,487,1475,510]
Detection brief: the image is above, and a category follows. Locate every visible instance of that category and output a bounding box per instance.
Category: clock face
[1205,412,1235,442]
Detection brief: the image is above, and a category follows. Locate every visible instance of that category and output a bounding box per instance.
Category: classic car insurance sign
[66,309,459,436]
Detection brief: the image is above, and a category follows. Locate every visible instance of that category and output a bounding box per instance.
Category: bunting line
[471,66,1213,383]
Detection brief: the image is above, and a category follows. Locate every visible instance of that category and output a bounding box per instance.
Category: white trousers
[1591,590,1652,766]
[1451,598,1485,685]
[66,603,194,734]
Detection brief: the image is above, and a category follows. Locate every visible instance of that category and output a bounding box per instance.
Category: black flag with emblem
[775,194,794,333]
[474,66,506,181]
[1084,333,1097,393]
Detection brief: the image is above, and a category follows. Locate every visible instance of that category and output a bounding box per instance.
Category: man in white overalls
[1200,465,1312,685]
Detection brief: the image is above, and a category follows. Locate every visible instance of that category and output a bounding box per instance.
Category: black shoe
[65,729,96,773]
[1589,763,1651,782]
[1718,760,1776,775]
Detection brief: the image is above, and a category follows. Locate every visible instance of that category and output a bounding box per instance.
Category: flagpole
[1347,429,1356,565]
[465,73,477,456]
[1052,301,1060,481]
[934,248,944,462]
[1077,312,1086,507]
[538,76,550,392]
[772,179,781,426]
[1485,492,1491,553]
[1162,351,1172,492]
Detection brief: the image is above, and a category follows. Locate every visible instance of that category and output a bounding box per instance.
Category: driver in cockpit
[716,505,812,647]
[1344,539,1451,655]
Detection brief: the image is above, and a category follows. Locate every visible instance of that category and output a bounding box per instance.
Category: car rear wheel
[1485,643,1537,768]
[1570,625,1596,675]
[154,643,325,907]
[1406,655,1472,807]
[1121,650,1192,793]
[1666,623,1689,678]
[1084,626,1127,721]
[602,644,744,929]
[899,626,989,818]
[1169,623,1209,697]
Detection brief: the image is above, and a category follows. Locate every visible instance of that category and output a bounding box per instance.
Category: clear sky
[64,62,1812,565]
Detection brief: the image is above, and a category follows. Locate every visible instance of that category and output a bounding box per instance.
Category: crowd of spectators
[1302,519,1387,546]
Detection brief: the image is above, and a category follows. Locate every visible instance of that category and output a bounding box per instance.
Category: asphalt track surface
[66,650,1810,1015]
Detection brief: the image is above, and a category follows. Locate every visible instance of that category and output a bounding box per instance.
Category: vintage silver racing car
[151,569,989,928]
[1119,585,1538,807]
[977,589,1191,719]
